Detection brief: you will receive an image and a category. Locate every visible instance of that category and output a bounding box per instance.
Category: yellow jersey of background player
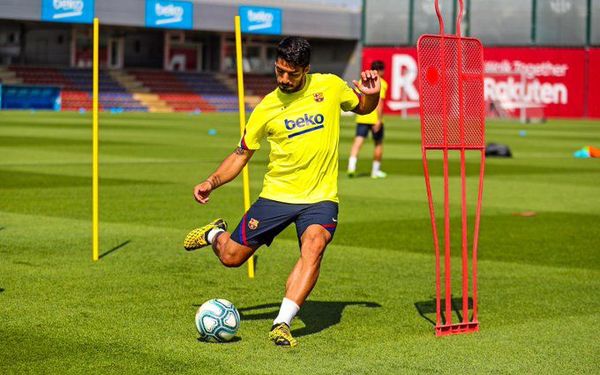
[348,60,389,179]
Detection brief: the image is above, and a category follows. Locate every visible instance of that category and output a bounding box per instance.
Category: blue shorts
[231,198,338,248]
[356,123,384,144]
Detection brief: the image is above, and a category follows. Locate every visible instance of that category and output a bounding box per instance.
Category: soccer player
[183,37,380,347]
[347,60,389,178]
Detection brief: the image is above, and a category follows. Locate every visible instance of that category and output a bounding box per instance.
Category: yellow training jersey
[355,77,388,125]
[239,73,360,204]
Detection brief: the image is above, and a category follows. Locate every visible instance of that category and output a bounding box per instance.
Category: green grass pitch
[1,111,599,373]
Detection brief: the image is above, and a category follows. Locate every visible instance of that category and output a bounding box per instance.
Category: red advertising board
[363,47,420,116]
[587,49,600,118]
[363,47,592,118]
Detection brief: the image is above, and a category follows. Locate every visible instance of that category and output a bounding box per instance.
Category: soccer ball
[195,298,240,342]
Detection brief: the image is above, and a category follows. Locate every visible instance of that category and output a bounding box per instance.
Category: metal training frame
[417,0,485,336]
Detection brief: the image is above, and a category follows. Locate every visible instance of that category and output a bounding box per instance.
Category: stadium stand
[1,65,270,113]
[127,69,256,113]
[6,66,147,112]
[238,74,275,97]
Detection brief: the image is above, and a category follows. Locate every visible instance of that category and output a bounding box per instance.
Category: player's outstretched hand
[352,70,381,96]
[193,181,213,204]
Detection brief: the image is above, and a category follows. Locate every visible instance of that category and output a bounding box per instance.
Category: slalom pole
[92,17,100,261]
[234,16,254,278]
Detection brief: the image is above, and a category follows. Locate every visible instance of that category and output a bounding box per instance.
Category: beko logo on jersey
[284,113,325,130]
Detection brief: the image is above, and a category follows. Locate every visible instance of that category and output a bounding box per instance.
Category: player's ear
[304,65,310,74]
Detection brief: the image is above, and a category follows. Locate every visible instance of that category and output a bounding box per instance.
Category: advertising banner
[587,49,600,118]
[41,0,94,24]
[239,6,282,35]
[483,48,585,118]
[363,47,591,118]
[1,84,61,111]
[146,0,193,30]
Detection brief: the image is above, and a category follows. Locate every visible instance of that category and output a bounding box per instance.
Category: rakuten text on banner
[363,47,590,118]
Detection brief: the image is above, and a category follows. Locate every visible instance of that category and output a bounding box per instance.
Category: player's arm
[193,147,255,204]
[351,70,381,115]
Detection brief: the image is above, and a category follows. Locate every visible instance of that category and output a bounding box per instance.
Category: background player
[347,60,389,178]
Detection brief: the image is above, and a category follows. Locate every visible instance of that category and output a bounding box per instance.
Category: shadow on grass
[100,240,131,259]
[239,300,382,337]
[0,288,4,293]
[197,336,242,344]
[0,169,171,189]
[339,158,594,178]
[346,172,372,179]
[415,297,474,326]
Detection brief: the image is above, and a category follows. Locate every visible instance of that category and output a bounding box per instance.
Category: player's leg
[211,232,258,267]
[371,124,387,178]
[270,201,337,347]
[348,124,370,177]
[184,198,294,267]
[286,224,332,304]
[183,218,257,267]
[270,225,331,347]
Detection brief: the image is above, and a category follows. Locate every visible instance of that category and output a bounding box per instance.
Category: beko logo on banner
[146,0,193,29]
[42,0,93,23]
[53,0,84,16]
[240,6,282,35]
[155,3,184,24]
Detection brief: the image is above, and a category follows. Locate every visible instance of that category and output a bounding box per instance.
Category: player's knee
[220,252,244,268]
[219,243,246,268]
[301,232,328,262]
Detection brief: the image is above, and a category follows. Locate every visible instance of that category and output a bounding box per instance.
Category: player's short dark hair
[277,37,311,67]
[371,60,385,71]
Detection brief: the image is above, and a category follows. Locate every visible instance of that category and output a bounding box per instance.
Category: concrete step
[214,73,238,94]
[0,66,22,84]
[108,70,149,92]
[110,71,173,112]
[133,92,173,112]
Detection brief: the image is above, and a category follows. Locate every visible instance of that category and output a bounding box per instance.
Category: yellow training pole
[234,16,254,278]
[92,17,99,261]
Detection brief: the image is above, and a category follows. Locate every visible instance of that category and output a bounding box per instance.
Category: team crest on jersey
[248,218,259,230]
[313,92,324,102]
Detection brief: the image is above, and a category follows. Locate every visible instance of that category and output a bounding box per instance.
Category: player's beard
[278,75,305,93]
[278,84,294,92]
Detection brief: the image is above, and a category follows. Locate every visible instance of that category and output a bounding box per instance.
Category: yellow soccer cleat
[183,219,228,251]
[269,323,298,347]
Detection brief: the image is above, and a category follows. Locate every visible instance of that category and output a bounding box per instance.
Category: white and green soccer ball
[195,298,240,342]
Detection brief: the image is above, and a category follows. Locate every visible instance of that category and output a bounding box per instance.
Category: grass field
[1,111,599,373]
